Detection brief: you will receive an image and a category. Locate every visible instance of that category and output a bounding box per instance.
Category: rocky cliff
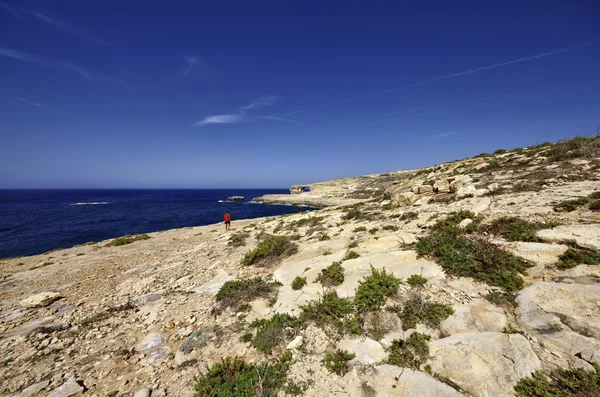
[1,136,599,396]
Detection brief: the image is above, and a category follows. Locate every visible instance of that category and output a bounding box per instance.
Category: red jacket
[224,213,231,222]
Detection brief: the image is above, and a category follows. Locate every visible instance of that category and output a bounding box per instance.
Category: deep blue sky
[1,1,599,188]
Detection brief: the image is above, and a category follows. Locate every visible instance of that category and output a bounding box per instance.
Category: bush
[382,225,399,231]
[291,276,307,290]
[484,291,516,307]
[406,274,427,287]
[216,277,281,312]
[545,135,600,161]
[590,200,600,211]
[348,241,359,248]
[416,212,531,291]
[316,261,345,287]
[387,332,430,369]
[553,197,590,212]
[113,233,151,246]
[343,250,361,261]
[194,351,294,397]
[389,299,454,330]
[354,265,401,312]
[493,149,507,155]
[400,211,419,221]
[483,217,560,242]
[242,235,298,266]
[556,247,600,269]
[352,226,367,232]
[318,233,331,241]
[322,350,355,376]
[369,227,379,235]
[299,291,354,334]
[515,362,600,396]
[228,232,250,247]
[251,314,300,354]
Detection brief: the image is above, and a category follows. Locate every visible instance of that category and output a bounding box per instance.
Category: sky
[0,0,599,188]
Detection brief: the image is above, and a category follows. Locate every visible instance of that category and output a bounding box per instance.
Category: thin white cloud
[181,56,200,76]
[433,132,457,138]
[0,2,22,19]
[517,0,596,23]
[194,96,288,127]
[280,39,600,117]
[240,95,282,113]
[254,115,302,124]
[0,46,128,86]
[193,114,244,126]
[16,97,43,107]
[14,7,110,45]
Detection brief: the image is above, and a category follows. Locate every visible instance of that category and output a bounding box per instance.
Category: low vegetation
[112,233,151,246]
[485,291,516,307]
[514,362,600,397]
[343,250,361,261]
[387,332,430,369]
[318,233,330,241]
[406,274,427,287]
[79,302,135,326]
[483,217,560,242]
[556,247,600,269]
[382,225,399,231]
[322,350,355,376]
[348,241,359,248]
[242,235,298,266]
[316,261,345,287]
[216,277,281,311]
[388,299,454,330]
[228,231,250,247]
[416,211,531,291]
[291,276,307,290]
[352,226,367,232]
[250,313,300,354]
[194,351,295,397]
[354,265,401,312]
[299,291,355,335]
[400,211,419,222]
[553,197,590,212]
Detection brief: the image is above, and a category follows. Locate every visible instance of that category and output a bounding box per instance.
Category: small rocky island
[227,196,244,201]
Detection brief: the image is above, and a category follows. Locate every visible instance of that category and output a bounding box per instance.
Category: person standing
[223,211,231,231]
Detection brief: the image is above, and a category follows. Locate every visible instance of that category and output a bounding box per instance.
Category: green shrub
[318,233,331,241]
[515,362,600,396]
[382,225,399,231]
[354,265,401,312]
[194,351,294,396]
[389,299,454,330]
[299,291,354,334]
[216,277,281,312]
[590,200,600,211]
[316,261,345,287]
[322,350,355,376]
[369,227,379,235]
[406,274,427,287]
[484,217,560,242]
[113,233,151,246]
[553,197,590,212]
[348,241,359,248]
[484,160,501,171]
[387,332,430,369]
[251,314,300,354]
[484,291,516,307]
[353,226,367,232]
[400,211,419,221]
[545,135,600,161]
[343,250,361,261]
[556,247,600,269]
[291,276,307,290]
[242,235,298,266]
[590,192,600,200]
[228,232,250,247]
[493,149,507,155]
[416,212,530,291]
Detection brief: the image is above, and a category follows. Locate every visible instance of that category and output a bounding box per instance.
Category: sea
[0,189,314,259]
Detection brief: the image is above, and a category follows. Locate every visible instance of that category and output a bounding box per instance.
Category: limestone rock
[193,269,234,295]
[368,365,464,397]
[456,184,477,198]
[174,350,195,366]
[16,380,50,397]
[449,176,472,193]
[429,332,541,397]
[179,326,215,353]
[19,292,62,308]
[418,185,434,194]
[457,219,473,229]
[133,388,151,397]
[338,337,386,365]
[227,196,244,201]
[391,191,417,207]
[516,282,600,355]
[441,300,507,335]
[286,335,304,350]
[537,224,600,250]
[137,332,171,365]
[433,179,451,193]
[50,378,84,397]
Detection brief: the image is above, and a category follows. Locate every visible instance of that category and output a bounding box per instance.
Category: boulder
[418,185,434,194]
[516,282,600,355]
[19,292,62,308]
[391,191,417,207]
[536,224,600,250]
[193,269,234,295]
[366,365,464,397]
[456,184,477,198]
[433,179,451,193]
[133,388,151,397]
[50,378,84,397]
[227,196,244,201]
[457,219,473,229]
[441,299,508,335]
[16,380,50,397]
[338,337,386,365]
[448,176,472,193]
[429,332,540,397]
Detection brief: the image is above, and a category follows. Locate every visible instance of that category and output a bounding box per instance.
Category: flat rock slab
[516,282,600,355]
[367,365,464,397]
[335,251,444,299]
[50,377,84,397]
[137,332,171,365]
[537,224,600,250]
[15,380,50,397]
[338,337,386,365]
[441,299,508,335]
[193,269,233,295]
[19,292,62,308]
[429,332,541,397]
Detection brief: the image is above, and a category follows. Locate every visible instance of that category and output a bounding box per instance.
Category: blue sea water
[0,189,312,258]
